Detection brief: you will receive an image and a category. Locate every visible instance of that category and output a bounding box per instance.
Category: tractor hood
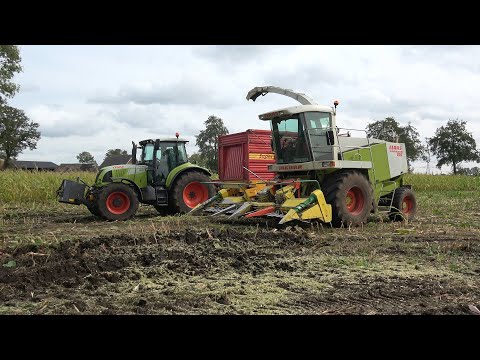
[100,163,146,173]
[95,164,148,186]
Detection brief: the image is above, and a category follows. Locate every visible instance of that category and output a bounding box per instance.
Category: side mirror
[131,141,137,164]
[326,130,335,145]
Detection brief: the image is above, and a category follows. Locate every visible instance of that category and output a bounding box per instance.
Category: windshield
[161,142,188,167]
[142,144,155,162]
[271,115,311,164]
[141,142,188,164]
[304,111,333,161]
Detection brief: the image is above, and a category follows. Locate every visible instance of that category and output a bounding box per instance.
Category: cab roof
[258,104,333,121]
[139,138,189,145]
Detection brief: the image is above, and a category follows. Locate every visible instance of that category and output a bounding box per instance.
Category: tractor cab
[135,137,189,186]
[259,105,338,164]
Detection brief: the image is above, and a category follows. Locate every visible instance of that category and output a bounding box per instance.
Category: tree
[0,104,41,168]
[104,148,128,160]
[77,151,97,165]
[188,152,207,167]
[0,45,22,104]
[421,137,432,174]
[366,117,425,171]
[195,115,229,172]
[457,166,480,176]
[428,119,480,175]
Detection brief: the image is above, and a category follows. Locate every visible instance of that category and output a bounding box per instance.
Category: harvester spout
[246,86,318,105]
[279,190,332,224]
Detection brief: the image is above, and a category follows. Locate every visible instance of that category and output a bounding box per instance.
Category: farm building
[7,160,58,171]
[55,163,98,172]
[99,155,132,169]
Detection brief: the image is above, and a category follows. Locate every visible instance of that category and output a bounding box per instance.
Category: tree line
[366,117,480,175]
[1,45,479,175]
[0,45,40,168]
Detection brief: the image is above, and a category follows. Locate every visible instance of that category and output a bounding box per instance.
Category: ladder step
[377,206,391,211]
[156,187,168,205]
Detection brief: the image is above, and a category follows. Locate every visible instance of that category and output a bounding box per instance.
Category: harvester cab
[190,86,417,226]
[57,135,216,221]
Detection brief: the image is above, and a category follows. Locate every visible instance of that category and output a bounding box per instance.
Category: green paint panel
[112,168,129,178]
[133,168,148,188]
[342,143,391,183]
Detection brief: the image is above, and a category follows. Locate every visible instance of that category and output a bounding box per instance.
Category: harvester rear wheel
[389,187,417,222]
[96,183,139,221]
[323,171,373,227]
[170,171,216,213]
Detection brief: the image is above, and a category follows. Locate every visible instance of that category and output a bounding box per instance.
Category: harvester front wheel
[389,187,417,222]
[170,172,216,213]
[323,171,373,227]
[97,183,139,221]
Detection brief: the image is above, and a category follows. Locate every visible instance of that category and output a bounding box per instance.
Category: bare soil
[1,201,479,315]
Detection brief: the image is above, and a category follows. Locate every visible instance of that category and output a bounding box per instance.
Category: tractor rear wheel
[170,172,216,213]
[96,183,139,221]
[323,171,374,227]
[389,186,417,222]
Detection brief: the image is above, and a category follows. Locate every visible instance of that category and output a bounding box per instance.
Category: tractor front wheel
[170,172,216,213]
[86,190,101,217]
[87,203,101,217]
[389,187,417,222]
[323,171,374,227]
[97,183,139,221]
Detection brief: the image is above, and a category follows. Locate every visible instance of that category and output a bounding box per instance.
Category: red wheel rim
[345,187,365,215]
[402,195,414,214]
[106,191,131,214]
[183,182,209,208]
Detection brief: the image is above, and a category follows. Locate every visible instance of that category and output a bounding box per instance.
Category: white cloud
[5,45,480,174]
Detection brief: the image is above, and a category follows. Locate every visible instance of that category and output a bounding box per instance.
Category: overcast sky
[9,45,480,173]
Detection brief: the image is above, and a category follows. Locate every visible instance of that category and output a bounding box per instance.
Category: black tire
[153,204,169,216]
[96,183,139,221]
[389,186,417,222]
[86,189,101,217]
[322,171,374,227]
[170,171,216,214]
[87,203,101,217]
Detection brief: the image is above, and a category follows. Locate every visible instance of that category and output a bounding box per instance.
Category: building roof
[12,160,58,170]
[56,163,98,172]
[99,155,132,169]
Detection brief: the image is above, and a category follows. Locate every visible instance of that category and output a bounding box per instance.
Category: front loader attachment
[189,180,332,225]
[57,179,88,205]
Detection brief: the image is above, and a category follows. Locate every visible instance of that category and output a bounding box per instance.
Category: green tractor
[57,135,216,220]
